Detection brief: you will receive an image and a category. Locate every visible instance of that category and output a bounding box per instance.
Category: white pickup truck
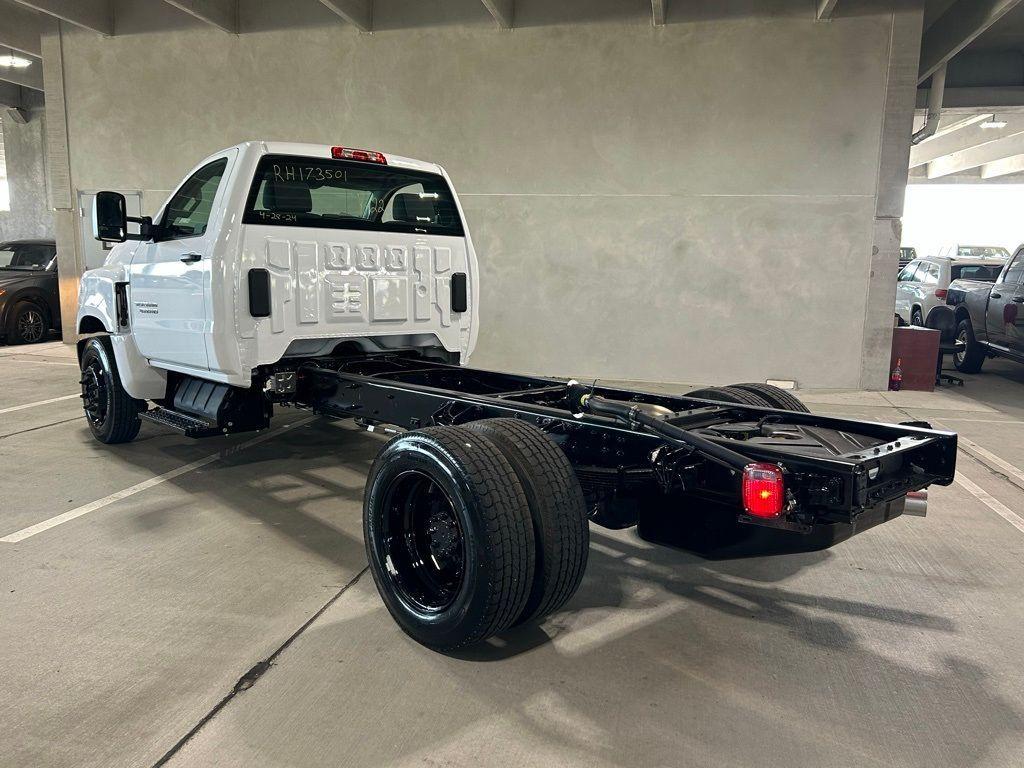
[77,141,957,651]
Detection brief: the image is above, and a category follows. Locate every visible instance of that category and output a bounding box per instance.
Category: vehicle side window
[161,158,228,240]
[1000,251,1024,285]
[920,263,940,285]
[898,261,919,282]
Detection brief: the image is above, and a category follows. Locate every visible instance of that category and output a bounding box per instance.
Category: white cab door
[130,154,232,371]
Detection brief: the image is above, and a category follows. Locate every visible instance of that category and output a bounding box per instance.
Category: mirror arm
[126,215,155,241]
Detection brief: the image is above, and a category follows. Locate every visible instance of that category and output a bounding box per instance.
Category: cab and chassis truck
[77,142,957,650]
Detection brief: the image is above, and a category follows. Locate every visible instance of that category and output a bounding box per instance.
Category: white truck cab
[78,141,478,401]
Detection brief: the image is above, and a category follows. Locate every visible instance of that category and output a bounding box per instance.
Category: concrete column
[859,0,926,389]
[38,18,81,344]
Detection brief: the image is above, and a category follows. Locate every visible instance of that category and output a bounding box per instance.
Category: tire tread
[468,418,589,624]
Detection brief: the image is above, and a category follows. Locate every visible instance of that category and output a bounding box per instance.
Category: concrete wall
[53,0,916,388]
[0,92,53,242]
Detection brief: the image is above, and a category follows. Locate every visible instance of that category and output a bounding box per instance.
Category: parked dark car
[945,244,1024,372]
[0,239,61,345]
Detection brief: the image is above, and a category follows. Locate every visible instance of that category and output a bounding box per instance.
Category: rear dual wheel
[363,420,588,651]
[685,383,809,413]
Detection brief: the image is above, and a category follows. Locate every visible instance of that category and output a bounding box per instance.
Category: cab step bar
[139,407,221,438]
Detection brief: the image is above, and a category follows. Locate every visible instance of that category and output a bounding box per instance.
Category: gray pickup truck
[946,245,1024,372]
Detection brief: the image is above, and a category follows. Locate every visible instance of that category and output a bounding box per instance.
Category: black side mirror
[93,191,128,243]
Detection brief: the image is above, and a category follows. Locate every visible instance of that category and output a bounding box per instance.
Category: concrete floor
[1,342,1023,768]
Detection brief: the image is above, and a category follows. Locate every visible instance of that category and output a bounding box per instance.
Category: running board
[140,407,221,438]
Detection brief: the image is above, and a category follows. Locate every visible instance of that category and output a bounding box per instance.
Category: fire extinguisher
[890,357,903,391]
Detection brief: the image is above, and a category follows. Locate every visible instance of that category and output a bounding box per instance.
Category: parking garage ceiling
[3,0,1024,181]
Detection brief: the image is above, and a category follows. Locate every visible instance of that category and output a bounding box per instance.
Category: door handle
[180,252,202,264]
[991,292,1002,299]
[1013,296,1024,304]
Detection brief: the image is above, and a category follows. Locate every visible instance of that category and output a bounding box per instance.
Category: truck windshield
[243,155,464,237]
[951,265,1002,281]
[0,245,52,270]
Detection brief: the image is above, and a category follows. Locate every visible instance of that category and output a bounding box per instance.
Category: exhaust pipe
[904,490,928,517]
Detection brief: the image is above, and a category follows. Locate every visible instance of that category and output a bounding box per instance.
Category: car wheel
[911,308,924,327]
[954,319,985,374]
[79,337,144,443]
[7,302,48,344]
[363,425,535,650]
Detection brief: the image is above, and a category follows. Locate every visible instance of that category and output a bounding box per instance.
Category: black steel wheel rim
[81,360,108,426]
[381,470,466,613]
[955,329,967,366]
[17,309,45,343]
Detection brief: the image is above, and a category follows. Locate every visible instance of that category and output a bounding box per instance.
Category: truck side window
[1000,252,1024,285]
[161,158,228,240]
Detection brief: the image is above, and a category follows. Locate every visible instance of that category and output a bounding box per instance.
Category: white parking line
[954,473,1024,535]
[7,359,79,366]
[0,416,315,544]
[0,394,80,415]
[955,435,1024,488]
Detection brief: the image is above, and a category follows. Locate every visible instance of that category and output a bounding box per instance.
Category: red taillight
[934,289,948,299]
[331,146,387,164]
[742,463,785,518]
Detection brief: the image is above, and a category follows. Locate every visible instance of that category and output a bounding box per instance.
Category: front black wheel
[954,318,985,373]
[7,302,48,344]
[363,426,535,650]
[79,337,144,444]
[911,308,924,327]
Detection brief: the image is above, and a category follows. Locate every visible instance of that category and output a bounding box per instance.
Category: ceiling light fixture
[981,115,1008,129]
[0,54,32,69]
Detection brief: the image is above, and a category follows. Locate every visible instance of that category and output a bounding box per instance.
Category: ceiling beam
[9,0,113,35]
[0,2,44,57]
[0,81,25,110]
[652,0,666,26]
[318,0,372,32]
[916,85,1024,109]
[909,113,1020,167]
[817,0,839,20]
[0,61,43,91]
[162,0,237,33]
[481,0,513,29]
[919,0,1024,83]
[927,129,1024,177]
[981,153,1024,178]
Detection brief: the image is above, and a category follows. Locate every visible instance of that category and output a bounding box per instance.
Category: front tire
[363,426,535,650]
[954,318,985,373]
[79,337,144,444]
[911,307,924,327]
[7,301,48,344]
